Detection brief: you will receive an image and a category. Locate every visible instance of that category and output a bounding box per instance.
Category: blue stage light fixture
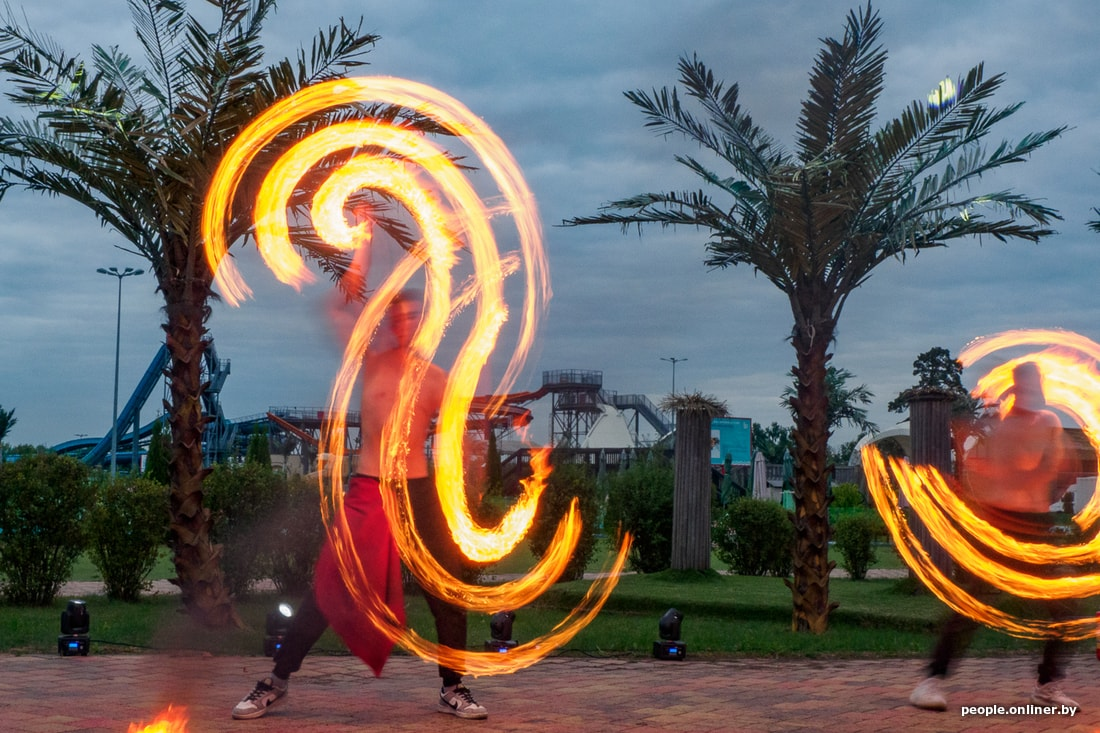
[485,610,517,652]
[264,602,294,656]
[58,599,91,656]
[653,607,685,660]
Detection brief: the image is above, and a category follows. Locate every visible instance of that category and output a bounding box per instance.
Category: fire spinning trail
[202,77,631,674]
[863,329,1100,640]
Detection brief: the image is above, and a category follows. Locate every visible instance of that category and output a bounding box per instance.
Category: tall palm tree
[567,4,1064,632]
[0,0,435,627]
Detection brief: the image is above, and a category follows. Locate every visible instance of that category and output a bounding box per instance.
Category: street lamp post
[98,266,144,477]
[660,356,687,395]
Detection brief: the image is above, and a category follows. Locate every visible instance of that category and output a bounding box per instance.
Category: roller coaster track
[54,341,233,467]
[52,343,668,467]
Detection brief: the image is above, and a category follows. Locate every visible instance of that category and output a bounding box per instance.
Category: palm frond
[796,3,885,163]
[89,44,157,120]
[127,0,185,111]
[625,54,787,186]
[860,65,1006,211]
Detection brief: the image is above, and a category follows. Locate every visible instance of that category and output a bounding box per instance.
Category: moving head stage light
[653,607,685,660]
[58,599,90,656]
[485,610,517,652]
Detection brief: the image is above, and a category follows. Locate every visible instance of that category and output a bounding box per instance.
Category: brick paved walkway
[1,652,1095,732]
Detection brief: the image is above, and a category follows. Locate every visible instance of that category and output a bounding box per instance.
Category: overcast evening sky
[1,1,1098,454]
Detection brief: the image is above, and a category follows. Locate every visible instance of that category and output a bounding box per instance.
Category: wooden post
[907,388,956,577]
[671,407,712,570]
[662,392,726,572]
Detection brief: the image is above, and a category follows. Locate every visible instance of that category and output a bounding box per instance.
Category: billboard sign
[710,416,752,465]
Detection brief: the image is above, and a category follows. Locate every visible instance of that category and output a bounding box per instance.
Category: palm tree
[0,0,435,627]
[566,4,1064,632]
[0,404,15,462]
[782,365,878,437]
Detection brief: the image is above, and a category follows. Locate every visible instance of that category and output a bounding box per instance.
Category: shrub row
[0,451,888,604]
[0,453,326,606]
[0,454,167,604]
[203,462,325,598]
[527,456,600,581]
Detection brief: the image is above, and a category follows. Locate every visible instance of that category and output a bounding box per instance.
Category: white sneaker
[232,677,287,720]
[1031,679,1079,709]
[909,676,947,711]
[439,684,488,719]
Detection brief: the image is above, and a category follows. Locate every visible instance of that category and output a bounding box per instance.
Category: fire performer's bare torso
[357,324,447,480]
[960,362,1068,515]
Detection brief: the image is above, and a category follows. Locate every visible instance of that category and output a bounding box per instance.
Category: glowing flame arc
[863,329,1100,641]
[202,76,631,673]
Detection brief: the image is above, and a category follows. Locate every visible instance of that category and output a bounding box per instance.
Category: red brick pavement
[0,652,1096,733]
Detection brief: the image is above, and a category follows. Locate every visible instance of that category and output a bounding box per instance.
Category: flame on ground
[202,76,630,673]
[127,705,187,733]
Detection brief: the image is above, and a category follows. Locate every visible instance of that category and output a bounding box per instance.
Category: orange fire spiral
[863,329,1100,640]
[202,77,630,673]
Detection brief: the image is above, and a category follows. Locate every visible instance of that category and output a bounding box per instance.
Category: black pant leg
[273,589,329,679]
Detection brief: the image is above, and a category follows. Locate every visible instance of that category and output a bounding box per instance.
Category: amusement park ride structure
[52,344,674,472]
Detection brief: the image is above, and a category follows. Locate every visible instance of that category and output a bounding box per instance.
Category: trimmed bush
[266,474,325,596]
[833,511,883,580]
[86,476,170,601]
[605,451,674,574]
[0,454,93,605]
[528,458,599,582]
[204,462,286,596]
[712,497,794,577]
[831,482,864,507]
[829,481,868,525]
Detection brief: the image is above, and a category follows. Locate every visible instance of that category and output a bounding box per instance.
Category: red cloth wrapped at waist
[313,474,405,677]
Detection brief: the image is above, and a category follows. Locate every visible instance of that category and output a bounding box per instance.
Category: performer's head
[386,289,424,348]
[1010,361,1045,413]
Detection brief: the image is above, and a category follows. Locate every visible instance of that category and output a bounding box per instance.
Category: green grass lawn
[68,548,176,583]
[7,543,1091,660]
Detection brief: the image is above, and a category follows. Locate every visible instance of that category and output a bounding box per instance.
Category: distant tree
[566,5,1063,631]
[269,432,299,474]
[752,421,793,464]
[829,440,859,466]
[143,417,171,486]
[527,457,598,582]
[0,404,15,462]
[4,443,46,458]
[245,428,272,469]
[783,366,879,437]
[888,346,980,416]
[485,429,503,497]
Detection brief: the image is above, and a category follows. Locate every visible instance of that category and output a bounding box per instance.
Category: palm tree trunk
[670,407,713,571]
[784,318,839,632]
[161,240,240,628]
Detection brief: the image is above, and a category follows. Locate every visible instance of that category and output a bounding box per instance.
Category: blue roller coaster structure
[53,341,233,469]
[52,341,673,472]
